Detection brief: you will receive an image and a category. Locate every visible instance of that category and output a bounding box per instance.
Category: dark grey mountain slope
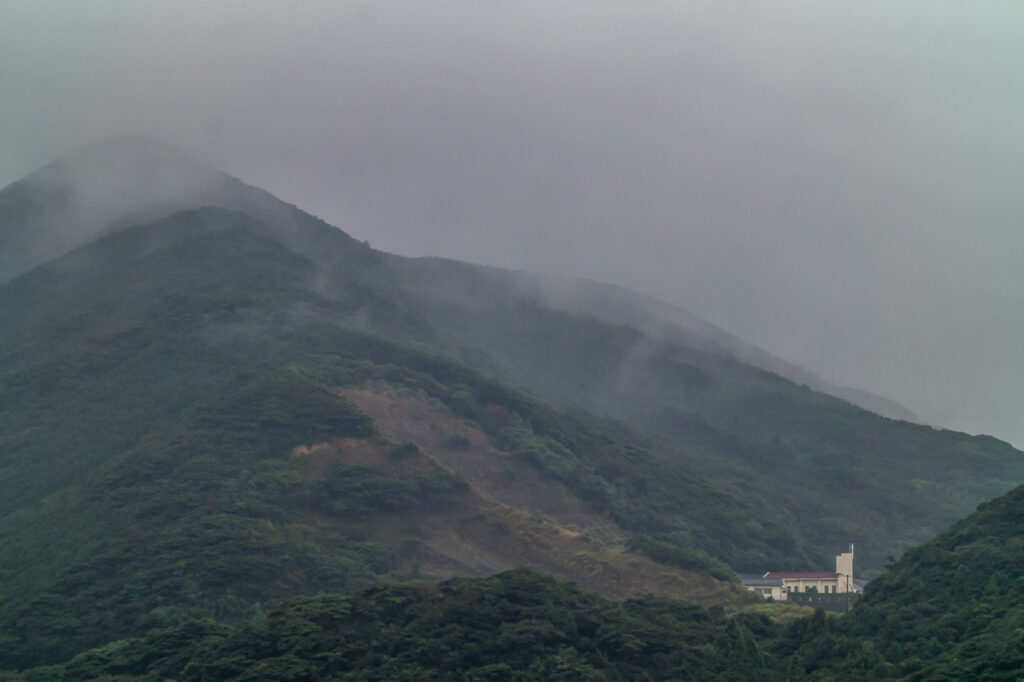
[0,206,764,667]
[0,135,365,283]
[2,137,1018,577]
[394,259,918,422]
[0,136,913,421]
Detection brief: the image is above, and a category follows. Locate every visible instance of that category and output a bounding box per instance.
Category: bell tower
[835,543,854,593]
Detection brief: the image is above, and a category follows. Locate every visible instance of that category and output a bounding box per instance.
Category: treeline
[13,569,781,681]
[14,535,1024,682]
[21,482,1024,680]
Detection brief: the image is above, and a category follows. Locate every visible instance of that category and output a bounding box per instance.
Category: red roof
[764,572,838,580]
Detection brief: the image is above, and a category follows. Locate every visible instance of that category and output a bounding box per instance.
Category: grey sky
[2,1,1023,447]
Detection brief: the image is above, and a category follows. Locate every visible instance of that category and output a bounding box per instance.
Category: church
[741,544,859,602]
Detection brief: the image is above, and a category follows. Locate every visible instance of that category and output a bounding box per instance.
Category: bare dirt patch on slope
[340,386,610,533]
[332,385,750,607]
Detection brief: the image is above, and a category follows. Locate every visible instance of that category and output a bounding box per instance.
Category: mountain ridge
[1,136,915,422]
[1,138,1022,670]
[3,139,1020,575]
[0,206,757,667]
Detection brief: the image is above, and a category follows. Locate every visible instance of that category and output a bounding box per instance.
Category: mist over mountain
[0,135,368,284]
[4,3,1023,676]
[7,1,1022,450]
[455,270,919,424]
[1,138,1022,674]
[0,136,916,425]
[1,136,223,281]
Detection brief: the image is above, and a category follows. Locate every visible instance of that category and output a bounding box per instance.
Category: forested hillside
[11,569,780,681]
[1,208,757,667]
[370,255,1021,572]
[15,483,1024,680]
[2,139,1023,672]
[4,140,1021,577]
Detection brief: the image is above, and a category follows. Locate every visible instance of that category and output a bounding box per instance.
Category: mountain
[0,137,1021,670]
[0,135,225,280]
[0,135,363,284]
[0,207,761,668]
[503,271,919,423]
[1,136,914,423]
[356,256,1018,572]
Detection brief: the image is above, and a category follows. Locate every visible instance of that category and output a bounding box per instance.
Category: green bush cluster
[312,465,468,517]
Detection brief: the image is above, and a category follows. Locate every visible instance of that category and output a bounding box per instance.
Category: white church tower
[835,543,855,593]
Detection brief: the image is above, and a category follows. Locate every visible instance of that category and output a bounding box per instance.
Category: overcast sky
[2,1,1022,447]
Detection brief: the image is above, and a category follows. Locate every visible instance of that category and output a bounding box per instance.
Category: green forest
[11,482,1024,680]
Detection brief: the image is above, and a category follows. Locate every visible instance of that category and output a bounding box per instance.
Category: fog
[2,1,1022,447]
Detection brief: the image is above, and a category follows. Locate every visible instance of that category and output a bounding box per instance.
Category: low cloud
[2,1,1022,446]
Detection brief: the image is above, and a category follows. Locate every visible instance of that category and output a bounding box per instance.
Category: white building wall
[835,544,854,594]
[783,577,840,594]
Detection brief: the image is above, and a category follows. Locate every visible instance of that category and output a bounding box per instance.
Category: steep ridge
[1,135,229,280]
[0,135,364,283]
[397,261,919,422]
[0,136,913,421]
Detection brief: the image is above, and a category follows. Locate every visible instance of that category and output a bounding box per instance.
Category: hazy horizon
[3,1,1022,448]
